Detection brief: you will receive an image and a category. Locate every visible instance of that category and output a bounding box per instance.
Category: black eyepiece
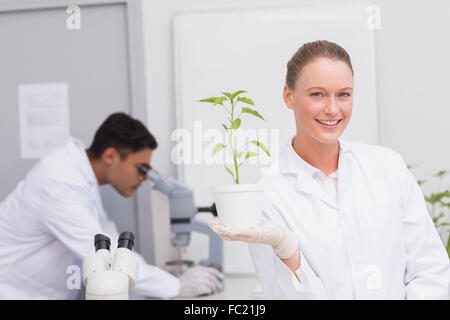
[118,231,135,251]
[94,234,111,251]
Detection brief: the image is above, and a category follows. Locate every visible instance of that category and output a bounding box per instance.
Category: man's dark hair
[88,112,157,159]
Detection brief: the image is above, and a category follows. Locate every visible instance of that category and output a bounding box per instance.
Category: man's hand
[209,218,298,259]
[177,265,224,297]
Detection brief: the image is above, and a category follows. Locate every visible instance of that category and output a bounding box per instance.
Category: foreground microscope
[82,232,139,300]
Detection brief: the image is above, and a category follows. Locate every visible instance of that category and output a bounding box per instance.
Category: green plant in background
[199,90,270,184]
[408,165,450,256]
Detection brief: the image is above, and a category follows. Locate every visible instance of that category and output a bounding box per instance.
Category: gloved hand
[209,218,298,259]
[177,265,224,297]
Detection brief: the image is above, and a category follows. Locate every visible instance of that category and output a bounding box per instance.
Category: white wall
[373,0,450,241]
[141,0,450,267]
[374,0,450,192]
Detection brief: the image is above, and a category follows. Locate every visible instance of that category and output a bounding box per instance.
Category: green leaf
[224,165,235,180]
[245,151,258,159]
[249,140,270,157]
[440,202,450,208]
[425,196,437,204]
[446,236,450,257]
[213,143,226,155]
[433,212,444,224]
[241,107,265,121]
[434,170,448,177]
[231,118,241,129]
[407,164,417,170]
[222,123,229,130]
[437,222,450,227]
[198,96,227,106]
[231,90,247,100]
[425,192,449,204]
[417,179,426,186]
[222,92,233,101]
[237,96,255,105]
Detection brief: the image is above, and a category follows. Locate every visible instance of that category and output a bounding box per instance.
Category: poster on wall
[18,82,70,159]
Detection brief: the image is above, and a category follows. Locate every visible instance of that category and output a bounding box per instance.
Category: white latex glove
[209,218,298,259]
[177,265,225,297]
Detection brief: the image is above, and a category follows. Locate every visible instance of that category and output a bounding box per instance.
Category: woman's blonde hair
[285,40,353,89]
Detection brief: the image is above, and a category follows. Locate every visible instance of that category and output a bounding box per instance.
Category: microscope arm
[147,169,223,271]
[147,169,190,197]
[147,169,197,222]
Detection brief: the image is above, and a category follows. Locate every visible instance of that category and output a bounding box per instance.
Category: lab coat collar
[66,137,106,221]
[66,137,99,188]
[279,136,349,176]
[278,136,349,205]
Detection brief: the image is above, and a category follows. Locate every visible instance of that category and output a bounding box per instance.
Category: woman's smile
[315,118,343,128]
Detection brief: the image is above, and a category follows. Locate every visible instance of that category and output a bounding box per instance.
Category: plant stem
[229,99,239,184]
[233,149,240,184]
[227,127,238,183]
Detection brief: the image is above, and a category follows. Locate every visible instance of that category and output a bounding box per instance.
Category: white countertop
[177,274,264,300]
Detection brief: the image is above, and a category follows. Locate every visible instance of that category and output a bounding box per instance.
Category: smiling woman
[283,40,354,175]
[209,40,450,299]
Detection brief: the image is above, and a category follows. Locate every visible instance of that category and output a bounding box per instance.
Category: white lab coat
[0,137,179,299]
[250,138,450,299]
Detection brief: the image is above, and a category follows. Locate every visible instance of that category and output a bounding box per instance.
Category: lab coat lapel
[294,174,325,204]
[70,137,104,222]
[91,184,105,221]
[296,179,339,210]
[280,139,339,209]
[337,139,352,214]
[337,141,362,291]
[337,140,375,298]
[279,140,331,204]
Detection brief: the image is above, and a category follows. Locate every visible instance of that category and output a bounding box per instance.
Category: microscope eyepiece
[94,234,111,251]
[118,231,135,251]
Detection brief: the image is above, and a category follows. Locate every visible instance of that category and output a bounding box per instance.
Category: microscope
[82,170,223,299]
[82,232,139,300]
[147,169,223,272]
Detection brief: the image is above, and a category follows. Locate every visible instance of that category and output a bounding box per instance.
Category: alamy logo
[66,5,81,30]
[170,121,280,175]
[366,5,381,30]
[366,265,381,290]
[66,265,82,290]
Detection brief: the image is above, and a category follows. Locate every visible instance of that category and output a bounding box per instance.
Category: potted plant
[199,90,270,228]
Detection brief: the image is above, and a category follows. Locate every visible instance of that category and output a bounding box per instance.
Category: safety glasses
[136,163,152,178]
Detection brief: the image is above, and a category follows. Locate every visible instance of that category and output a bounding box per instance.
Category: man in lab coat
[0,112,223,299]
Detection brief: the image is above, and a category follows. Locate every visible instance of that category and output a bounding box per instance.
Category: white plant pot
[211,183,263,229]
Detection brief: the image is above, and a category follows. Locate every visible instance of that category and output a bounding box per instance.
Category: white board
[174,2,378,274]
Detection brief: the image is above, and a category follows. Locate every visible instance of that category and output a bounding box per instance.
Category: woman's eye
[311,92,323,97]
[339,92,351,97]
